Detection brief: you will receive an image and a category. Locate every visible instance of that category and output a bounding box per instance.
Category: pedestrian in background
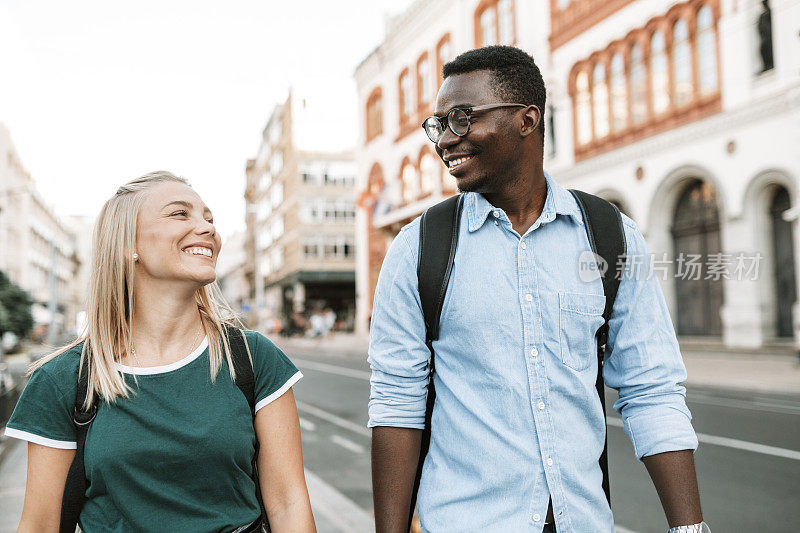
[369,47,708,532]
[4,172,315,532]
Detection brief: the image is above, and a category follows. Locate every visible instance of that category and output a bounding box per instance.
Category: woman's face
[135,182,222,287]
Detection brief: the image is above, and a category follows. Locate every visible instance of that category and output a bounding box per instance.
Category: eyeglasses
[422,103,528,143]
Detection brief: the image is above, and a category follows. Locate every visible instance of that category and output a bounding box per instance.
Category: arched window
[630,44,648,123]
[419,152,439,195]
[673,19,693,106]
[401,161,420,204]
[592,63,610,139]
[696,5,718,95]
[417,55,433,107]
[399,70,413,121]
[650,30,669,115]
[436,35,452,88]
[480,7,497,46]
[498,0,514,45]
[365,88,383,142]
[610,53,628,132]
[575,70,592,145]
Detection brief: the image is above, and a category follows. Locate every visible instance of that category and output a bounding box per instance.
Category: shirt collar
[466,171,584,232]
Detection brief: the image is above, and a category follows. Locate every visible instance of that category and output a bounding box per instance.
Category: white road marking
[292,357,372,380]
[304,468,374,532]
[687,392,800,415]
[294,358,800,461]
[331,434,366,454]
[607,417,800,461]
[296,401,371,437]
[298,417,316,431]
[614,526,639,533]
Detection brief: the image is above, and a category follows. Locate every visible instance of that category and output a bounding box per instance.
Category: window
[480,7,497,46]
[271,215,284,240]
[365,88,383,141]
[270,150,283,177]
[399,70,413,120]
[498,0,514,45]
[270,182,283,208]
[592,63,609,139]
[575,70,592,145]
[557,0,571,9]
[630,44,647,123]
[696,5,718,95]
[419,152,438,195]
[610,53,628,131]
[417,56,433,106]
[401,162,419,203]
[673,19,693,106]
[436,36,452,87]
[271,247,283,271]
[650,31,669,115]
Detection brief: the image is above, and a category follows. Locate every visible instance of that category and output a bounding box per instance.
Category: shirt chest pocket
[558,292,606,371]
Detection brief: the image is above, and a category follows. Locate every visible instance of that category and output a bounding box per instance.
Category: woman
[5,172,316,532]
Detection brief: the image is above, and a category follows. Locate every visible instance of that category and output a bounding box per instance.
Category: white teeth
[449,156,472,168]
[183,247,212,257]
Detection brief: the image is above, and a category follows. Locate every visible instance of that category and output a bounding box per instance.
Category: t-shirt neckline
[115,337,209,375]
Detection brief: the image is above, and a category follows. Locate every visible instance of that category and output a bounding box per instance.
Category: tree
[0,270,34,338]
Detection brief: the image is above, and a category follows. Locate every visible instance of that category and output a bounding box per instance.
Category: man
[368,46,706,532]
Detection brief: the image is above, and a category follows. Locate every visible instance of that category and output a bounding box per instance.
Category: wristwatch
[668,522,710,533]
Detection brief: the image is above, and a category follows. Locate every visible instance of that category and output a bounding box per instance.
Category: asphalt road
[288,348,800,533]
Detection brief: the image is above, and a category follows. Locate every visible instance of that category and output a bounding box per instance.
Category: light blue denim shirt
[368,172,698,532]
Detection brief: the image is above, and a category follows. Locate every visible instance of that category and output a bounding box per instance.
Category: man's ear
[520,105,541,138]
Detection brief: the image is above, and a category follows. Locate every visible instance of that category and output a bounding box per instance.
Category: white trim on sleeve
[4,427,77,449]
[254,371,303,413]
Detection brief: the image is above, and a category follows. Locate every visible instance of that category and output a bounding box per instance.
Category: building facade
[354,0,800,349]
[245,92,358,333]
[0,124,82,342]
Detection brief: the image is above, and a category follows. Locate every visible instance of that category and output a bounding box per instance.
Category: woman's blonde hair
[29,171,245,407]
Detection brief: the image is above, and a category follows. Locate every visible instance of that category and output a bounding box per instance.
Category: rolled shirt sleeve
[603,215,699,459]
[368,223,431,429]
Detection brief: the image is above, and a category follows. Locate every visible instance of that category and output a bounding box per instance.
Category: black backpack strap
[224,324,270,533]
[61,343,97,533]
[409,194,464,528]
[569,189,627,505]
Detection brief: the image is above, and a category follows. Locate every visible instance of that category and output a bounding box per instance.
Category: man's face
[433,70,519,194]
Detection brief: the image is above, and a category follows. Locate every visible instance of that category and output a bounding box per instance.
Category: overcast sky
[0,0,412,240]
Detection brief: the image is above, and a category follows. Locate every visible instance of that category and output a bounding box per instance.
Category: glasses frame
[422,103,529,143]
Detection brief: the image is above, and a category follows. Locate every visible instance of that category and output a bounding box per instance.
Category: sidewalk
[0,438,372,533]
[274,333,800,395]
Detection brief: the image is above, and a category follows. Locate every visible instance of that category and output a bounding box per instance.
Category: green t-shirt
[5,330,301,533]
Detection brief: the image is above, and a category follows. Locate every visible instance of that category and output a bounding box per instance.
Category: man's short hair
[443,46,546,146]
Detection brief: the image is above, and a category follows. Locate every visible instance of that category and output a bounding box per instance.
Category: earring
[133,253,139,261]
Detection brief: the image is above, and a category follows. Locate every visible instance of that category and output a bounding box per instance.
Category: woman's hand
[18,443,75,533]
[254,389,316,532]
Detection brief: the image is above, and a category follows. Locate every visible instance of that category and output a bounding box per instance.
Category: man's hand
[372,426,422,533]
[642,449,703,528]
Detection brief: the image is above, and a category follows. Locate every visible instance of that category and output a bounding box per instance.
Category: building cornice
[556,82,800,180]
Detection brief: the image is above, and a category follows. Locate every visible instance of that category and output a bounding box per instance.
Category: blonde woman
[5,172,315,532]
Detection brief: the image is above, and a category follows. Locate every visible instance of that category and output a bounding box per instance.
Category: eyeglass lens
[424,108,471,143]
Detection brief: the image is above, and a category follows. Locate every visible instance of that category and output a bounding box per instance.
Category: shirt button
[533,514,541,522]
[538,401,545,411]
[547,457,554,466]
[494,220,499,226]
[530,347,538,357]
[493,210,500,218]
[521,241,527,249]
[525,293,533,302]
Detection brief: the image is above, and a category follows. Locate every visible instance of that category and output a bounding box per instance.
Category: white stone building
[354,0,799,349]
[0,123,81,341]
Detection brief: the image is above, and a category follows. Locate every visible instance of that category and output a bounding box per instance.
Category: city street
[286,344,800,533]
[2,342,799,532]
